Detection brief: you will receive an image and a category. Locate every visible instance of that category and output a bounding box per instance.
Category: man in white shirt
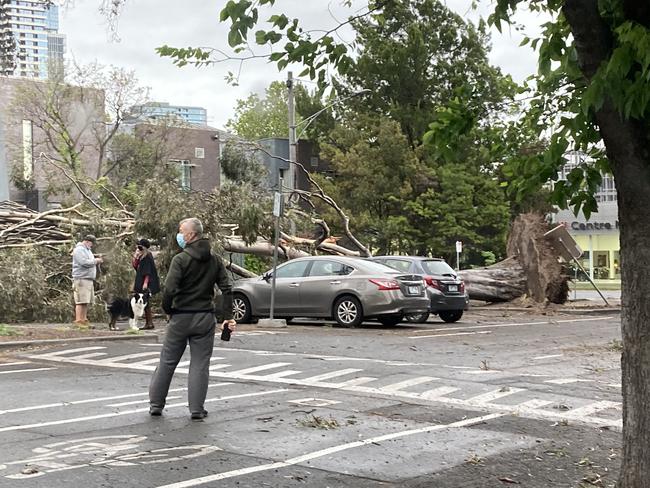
[71,234,103,327]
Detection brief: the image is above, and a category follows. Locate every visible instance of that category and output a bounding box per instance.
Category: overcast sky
[59,0,544,129]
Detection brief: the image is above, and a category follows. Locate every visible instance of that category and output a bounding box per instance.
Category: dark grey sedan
[369,256,469,323]
[232,256,430,327]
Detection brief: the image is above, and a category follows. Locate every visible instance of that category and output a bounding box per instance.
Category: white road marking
[562,401,622,420]
[408,331,492,339]
[378,376,438,393]
[545,378,593,385]
[288,398,341,407]
[68,352,108,360]
[466,388,525,405]
[418,386,460,400]
[0,361,31,367]
[332,377,377,387]
[38,346,106,357]
[228,362,293,375]
[154,413,505,488]
[96,352,161,363]
[257,370,302,379]
[299,369,363,382]
[0,389,288,433]
[107,395,182,407]
[608,383,622,388]
[464,370,501,375]
[533,354,564,360]
[516,399,554,409]
[0,367,56,375]
[208,364,231,371]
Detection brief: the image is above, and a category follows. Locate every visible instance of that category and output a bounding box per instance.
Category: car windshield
[421,260,456,276]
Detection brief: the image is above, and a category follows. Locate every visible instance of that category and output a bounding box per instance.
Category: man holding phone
[149,217,236,421]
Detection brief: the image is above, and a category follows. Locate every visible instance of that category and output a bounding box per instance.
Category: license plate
[448,285,458,292]
[408,286,420,295]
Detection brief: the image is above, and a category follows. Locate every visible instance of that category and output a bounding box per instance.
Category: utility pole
[287,71,297,192]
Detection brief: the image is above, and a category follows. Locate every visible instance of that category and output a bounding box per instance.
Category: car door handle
[329,280,342,285]
[289,283,300,288]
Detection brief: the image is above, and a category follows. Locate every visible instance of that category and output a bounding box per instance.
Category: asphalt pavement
[0,310,623,487]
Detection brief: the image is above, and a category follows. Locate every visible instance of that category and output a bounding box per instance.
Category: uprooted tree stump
[460,213,569,304]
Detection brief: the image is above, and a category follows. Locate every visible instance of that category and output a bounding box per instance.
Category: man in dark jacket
[149,217,236,420]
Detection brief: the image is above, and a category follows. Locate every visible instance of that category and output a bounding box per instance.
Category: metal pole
[287,71,297,192]
[269,179,283,320]
[269,214,280,319]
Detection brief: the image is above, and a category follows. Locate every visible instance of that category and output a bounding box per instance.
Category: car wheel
[334,295,363,328]
[439,310,463,323]
[378,314,404,327]
[232,294,253,323]
[405,312,430,323]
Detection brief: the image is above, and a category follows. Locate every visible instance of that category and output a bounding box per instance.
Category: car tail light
[369,278,400,291]
[424,276,441,290]
[459,281,465,293]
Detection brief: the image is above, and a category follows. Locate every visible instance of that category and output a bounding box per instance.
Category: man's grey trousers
[149,312,216,415]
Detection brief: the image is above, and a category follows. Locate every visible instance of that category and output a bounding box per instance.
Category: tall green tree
[226,80,301,140]
[346,0,510,147]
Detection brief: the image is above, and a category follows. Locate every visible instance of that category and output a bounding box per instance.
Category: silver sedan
[232,256,430,327]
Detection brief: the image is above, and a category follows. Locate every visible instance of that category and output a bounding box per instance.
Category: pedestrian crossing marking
[20,346,623,430]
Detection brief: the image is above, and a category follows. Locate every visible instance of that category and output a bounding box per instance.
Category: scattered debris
[552,419,570,427]
[581,473,604,486]
[465,453,484,465]
[498,477,521,484]
[605,339,623,352]
[297,414,340,430]
[553,404,571,411]
[20,466,40,476]
[480,360,490,371]
[499,386,510,393]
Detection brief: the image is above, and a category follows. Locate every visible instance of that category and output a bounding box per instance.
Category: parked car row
[231,255,469,327]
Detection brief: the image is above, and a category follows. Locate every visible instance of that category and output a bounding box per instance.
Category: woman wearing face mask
[132,238,160,329]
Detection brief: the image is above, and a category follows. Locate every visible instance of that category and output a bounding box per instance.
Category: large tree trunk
[460,213,568,303]
[562,1,650,484]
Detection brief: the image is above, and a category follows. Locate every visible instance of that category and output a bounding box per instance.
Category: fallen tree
[460,213,569,304]
[0,200,567,303]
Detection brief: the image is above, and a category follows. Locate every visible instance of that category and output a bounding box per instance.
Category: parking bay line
[0,389,287,433]
[0,383,233,416]
[408,331,492,339]
[0,367,57,375]
[409,316,615,335]
[154,412,505,488]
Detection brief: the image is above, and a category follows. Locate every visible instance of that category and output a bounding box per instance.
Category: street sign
[272,192,283,217]
[544,225,583,261]
[455,241,463,253]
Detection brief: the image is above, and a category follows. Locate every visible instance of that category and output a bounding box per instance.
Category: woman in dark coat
[132,238,160,329]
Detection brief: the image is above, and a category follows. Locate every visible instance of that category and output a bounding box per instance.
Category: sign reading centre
[562,221,619,231]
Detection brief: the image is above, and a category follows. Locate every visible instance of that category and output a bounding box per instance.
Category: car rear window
[361,260,402,274]
[421,260,456,275]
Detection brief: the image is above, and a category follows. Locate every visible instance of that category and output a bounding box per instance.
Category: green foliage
[219,143,267,185]
[480,251,497,266]
[346,0,512,146]
[244,254,271,275]
[0,324,18,336]
[489,0,649,218]
[225,80,301,140]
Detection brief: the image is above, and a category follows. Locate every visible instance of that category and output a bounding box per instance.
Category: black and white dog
[107,292,149,331]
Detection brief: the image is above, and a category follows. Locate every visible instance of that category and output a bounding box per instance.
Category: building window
[170,159,193,190]
[310,156,319,168]
[194,147,205,159]
[22,119,33,181]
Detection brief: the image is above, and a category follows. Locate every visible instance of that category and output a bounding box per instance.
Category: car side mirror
[262,272,272,282]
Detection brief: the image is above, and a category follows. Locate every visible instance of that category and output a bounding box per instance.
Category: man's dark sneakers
[149,406,163,416]
[191,410,208,421]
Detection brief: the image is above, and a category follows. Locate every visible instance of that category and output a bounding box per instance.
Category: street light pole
[287,71,297,193]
